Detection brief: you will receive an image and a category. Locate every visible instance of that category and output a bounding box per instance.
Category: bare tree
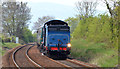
[104,0,119,17]
[76,0,97,18]
[33,16,54,30]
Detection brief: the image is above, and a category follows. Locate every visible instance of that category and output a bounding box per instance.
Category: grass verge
[1,42,21,55]
[70,39,118,67]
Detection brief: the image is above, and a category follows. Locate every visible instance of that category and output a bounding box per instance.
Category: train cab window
[63,38,66,40]
[48,26,70,31]
[52,38,55,40]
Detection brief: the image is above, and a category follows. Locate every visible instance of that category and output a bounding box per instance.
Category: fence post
[16,37,19,43]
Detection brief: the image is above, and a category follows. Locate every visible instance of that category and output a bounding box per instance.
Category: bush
[2,38,11,43]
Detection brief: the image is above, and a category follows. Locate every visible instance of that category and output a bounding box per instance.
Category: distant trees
[2,2,31,38]
[33,16,54,30]
[2,2,32,44]
[76,0,97,18]
[69,0,119,49]
[103,0,119,47]
[33,16,54,43]
[22,28,33,43]
[65,17,79,33]
[66,0,98,34]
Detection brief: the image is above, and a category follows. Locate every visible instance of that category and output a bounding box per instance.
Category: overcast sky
[15,0,109,30]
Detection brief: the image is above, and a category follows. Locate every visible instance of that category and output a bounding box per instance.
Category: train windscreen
[48,26,70,31]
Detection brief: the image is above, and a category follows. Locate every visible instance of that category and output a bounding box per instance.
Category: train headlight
[67,43,71,47]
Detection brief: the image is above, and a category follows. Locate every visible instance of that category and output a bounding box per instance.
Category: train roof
[44,20,68,27]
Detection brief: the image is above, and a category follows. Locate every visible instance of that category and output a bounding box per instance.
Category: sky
[15,0,109,31]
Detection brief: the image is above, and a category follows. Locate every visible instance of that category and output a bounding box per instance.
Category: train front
[45,20,71,59]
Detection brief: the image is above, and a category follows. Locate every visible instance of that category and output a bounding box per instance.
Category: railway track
[43,53,96,69]
[11,43,97,69]
[28,45,97,68]
[12,43,42,68]
[26,45,42,68]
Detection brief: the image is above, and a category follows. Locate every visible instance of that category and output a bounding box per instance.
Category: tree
[64,17,79,33]
[75,0,98,36]
[33,16,54,30]
[104,0,118,17]
[22,28,33,43]
[76,0,97,18]
[32,33,37,42]
[2,2,31,38]
[103,0,119,46]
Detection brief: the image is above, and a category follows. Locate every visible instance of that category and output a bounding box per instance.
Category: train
[37,20,71,59]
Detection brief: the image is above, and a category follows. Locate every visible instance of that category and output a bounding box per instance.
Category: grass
[1,42,21,55]
[2,42,21,48]
[70,39,118,67]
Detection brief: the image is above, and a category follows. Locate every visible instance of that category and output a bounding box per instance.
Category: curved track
[42,54,95,69]
[26,45,42,67]
[11,43,97,69]
[12,44,42,68]
[28,45,96,68]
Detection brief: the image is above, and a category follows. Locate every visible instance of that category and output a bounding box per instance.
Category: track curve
[12,44,42,68]
[28,45,97,69]
[26,45,42,68]
[10,43,97,69]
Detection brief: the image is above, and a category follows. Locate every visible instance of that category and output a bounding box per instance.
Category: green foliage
[2,42,21,49]
[22,28,34,43]
[68,1,119,67]
[1,43,21,55]
[32,33,37,42]
[1,27,36,44]
[64,17,79,33]
[70,9,119,67]
[72,14,118,49]
[69,14,118,67]
[1,34,17,44]
[2,2,31,37]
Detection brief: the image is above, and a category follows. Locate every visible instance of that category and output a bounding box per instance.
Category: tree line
[2,0,119,47]
[65,0,119,49]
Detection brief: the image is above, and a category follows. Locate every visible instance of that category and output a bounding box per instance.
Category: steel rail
[43,54,96,68]
[12,45,27,69]
[26,45,71,69]
[12,43,95,69]
[66,59,97,67]
[42,54,73,69]
[26,45,43,68]
[12,43,42,69]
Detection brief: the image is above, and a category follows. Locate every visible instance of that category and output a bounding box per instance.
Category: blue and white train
[37,20,71,59]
